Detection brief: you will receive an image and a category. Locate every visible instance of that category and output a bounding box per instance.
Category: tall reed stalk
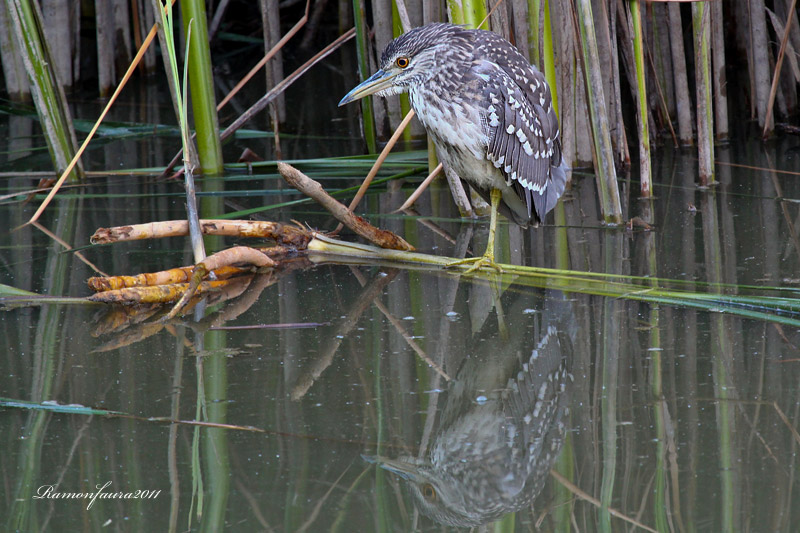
[5,0,82,182]
[0,4,31,98]
[575,0,622,223]
[180,0,224,175]
[155,0,206,263]
[446,0,488,29]
[667,3,693,145]
[710,1,728,140]
[542,0,557,113]
[629,0,651,196]
[352,0,377,153]
[528,0,541,67]
[693,3,714,185]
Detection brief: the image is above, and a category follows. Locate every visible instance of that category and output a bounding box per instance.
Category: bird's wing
[503,324,570,468]
[472,54,563,222]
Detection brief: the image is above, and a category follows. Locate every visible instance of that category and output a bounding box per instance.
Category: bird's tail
[544,160,569,215]
[530,160,568,222]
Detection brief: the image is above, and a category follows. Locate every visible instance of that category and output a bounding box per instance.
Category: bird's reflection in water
[367,289,574,528]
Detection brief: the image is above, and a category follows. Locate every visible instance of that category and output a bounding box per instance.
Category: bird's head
[362,455,517,527]
[338,23,470,106]
[363,453,486,527]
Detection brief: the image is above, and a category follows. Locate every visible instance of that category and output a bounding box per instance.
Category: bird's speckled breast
[409,81,506,193]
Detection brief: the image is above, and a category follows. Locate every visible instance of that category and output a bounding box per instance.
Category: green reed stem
[181,0,224,175]
[352,0,377,153]
[528,0,541,67]
[630,0,651,196]
[542,0,558,114]
[5,0,82,182]
[308,236,800,327]
[575,0,622,223]
[446,0,488,29]
[157,0,206,262]
[692,2,714,185]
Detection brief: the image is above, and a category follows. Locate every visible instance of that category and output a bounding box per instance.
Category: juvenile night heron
[340,23,568,271]
[364,292,574,527]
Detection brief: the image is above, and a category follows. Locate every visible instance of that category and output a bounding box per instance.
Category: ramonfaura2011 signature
[33,481,161,510]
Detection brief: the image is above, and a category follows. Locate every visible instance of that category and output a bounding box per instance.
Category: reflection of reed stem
[550,470,658,533]
[290,270,397,401]
[350,267,451,381]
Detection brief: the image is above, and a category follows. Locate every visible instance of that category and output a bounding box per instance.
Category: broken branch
[278,162,414,252]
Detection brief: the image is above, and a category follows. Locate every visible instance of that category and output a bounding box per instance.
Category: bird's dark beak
[338,69,397,106]
[362,454,422,482]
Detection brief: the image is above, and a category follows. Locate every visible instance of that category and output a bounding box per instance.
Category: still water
[2,86,800,530]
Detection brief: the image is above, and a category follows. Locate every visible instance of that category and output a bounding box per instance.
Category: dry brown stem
[161,27,355,177]
[163,246,275,319]
[278,162,414,251]
[217,0,310,110]
[88,265,248,292]
[395,162,443,212]
[197,245,276,271]
[336,109,416,232]
[91,219,311,248]
[87,280,229,304]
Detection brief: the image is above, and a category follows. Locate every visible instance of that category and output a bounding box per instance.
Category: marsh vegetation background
[2,1,800,531]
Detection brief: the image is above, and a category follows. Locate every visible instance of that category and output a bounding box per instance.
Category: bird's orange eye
[395,56,410,69]
[421,483,436,501]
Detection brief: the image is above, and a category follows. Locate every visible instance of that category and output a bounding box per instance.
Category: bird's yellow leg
[446,188,503,273]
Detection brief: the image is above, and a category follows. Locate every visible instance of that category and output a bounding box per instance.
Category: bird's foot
[445,254,503,274]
